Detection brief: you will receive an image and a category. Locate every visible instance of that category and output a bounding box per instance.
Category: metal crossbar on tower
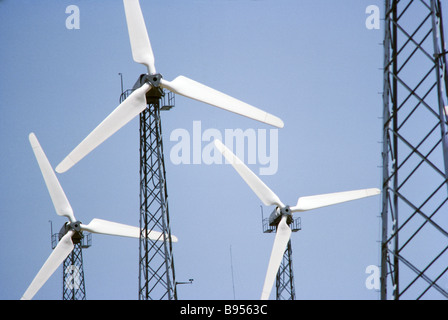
[120,81,176,300]
[381,0,448,300]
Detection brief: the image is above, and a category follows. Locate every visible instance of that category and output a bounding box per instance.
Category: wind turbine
[55,0,284,174]
[22,133,177,300]
[213,139,380,300]
[52,0,283,300]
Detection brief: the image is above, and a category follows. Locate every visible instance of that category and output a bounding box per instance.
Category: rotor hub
[58,221,84,244]
[143,73,162,87]
[280,206,294,225]
[132,73,162,89]
[131,73,164,101]
[68,221,83,232]
[268,205,294,227]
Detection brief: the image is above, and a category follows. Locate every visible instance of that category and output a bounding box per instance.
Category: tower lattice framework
[121,82,177,300]
[262,211,301,300]
[275,241,296,300]
[50,222,91,300]
[62,243,86,300]
[381,0,448,300]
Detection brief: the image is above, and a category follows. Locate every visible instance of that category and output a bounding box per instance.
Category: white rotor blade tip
[81,218,178,242]
[123,0,156,74]
[213,139,284,207]
[55,83,150,173]
[291,188,381,212]
[160,76,284,128]
[29,133,76,222]
[21,230,75,300]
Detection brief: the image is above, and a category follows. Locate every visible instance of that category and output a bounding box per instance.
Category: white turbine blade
[56,83,151,173]
[214,139,284,207]
[261,216,291,300]
[29,133,76,223]
[21,230,75,300]
[290,188,381,212]
[80,218,178,242]
[160,76,284,128]
[123,0,156,74]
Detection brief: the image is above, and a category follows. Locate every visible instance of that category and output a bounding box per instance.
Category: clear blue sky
[0,0,444,300]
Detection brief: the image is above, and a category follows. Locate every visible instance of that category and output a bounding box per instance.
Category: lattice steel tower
[49,221,92,300]
[381,0,448,299]
[120,75,177,300]
[261,208,301,300]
